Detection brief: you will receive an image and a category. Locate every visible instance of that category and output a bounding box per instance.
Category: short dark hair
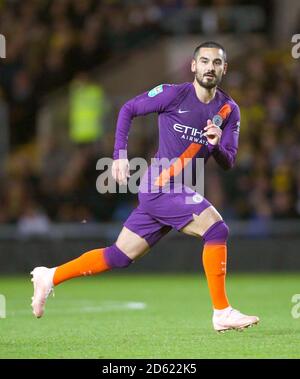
[193,41,227,62]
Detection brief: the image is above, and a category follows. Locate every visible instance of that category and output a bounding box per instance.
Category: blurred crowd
[0,0,299,233]
[0,0,267,145]
[0,0,167,147]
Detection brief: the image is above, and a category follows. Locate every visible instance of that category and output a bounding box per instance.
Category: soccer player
[31,41,259,332]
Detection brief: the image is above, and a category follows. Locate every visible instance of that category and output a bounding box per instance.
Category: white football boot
[213,307,259,332]
[30,267,56,318]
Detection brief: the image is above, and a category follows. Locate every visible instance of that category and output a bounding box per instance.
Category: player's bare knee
[115,241,149,261]
[187,206,223,237]
[115,227,150,260]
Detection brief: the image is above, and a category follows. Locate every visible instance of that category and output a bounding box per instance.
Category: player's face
[191,47,227,89]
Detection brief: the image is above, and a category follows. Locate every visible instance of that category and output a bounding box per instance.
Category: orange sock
[53,248,110,286]
[202,243,230,310]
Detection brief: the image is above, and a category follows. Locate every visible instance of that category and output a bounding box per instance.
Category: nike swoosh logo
[178,109,190,113]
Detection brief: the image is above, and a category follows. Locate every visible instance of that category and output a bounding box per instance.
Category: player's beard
[195,71,222,89]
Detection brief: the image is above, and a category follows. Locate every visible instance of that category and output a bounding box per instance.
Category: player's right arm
[112,84,178,184]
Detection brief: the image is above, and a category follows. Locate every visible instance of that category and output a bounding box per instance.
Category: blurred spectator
[69,72,108,145]
[17,201,51,237]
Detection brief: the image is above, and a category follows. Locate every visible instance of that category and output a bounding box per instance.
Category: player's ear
[223,62,228,75]
[191,59,196,73]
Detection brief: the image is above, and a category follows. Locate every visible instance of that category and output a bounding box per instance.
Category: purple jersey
[114,82,240,246]
[113,82,240,172]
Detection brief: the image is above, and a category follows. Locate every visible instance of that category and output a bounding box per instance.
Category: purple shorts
[124,185,211,247]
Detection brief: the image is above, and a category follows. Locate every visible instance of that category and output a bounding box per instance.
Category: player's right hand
[112,159,130,185]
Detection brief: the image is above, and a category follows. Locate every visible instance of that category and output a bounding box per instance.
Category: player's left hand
[203,119,222,145]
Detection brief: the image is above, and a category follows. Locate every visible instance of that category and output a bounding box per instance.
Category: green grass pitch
[1,273,300,358]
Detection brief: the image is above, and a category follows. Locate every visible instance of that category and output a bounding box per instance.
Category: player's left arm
[204,104,240,170]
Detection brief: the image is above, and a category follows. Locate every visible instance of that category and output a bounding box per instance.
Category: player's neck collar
[191,82,218,105]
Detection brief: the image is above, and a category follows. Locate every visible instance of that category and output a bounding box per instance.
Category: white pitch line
[6,301,147,316]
